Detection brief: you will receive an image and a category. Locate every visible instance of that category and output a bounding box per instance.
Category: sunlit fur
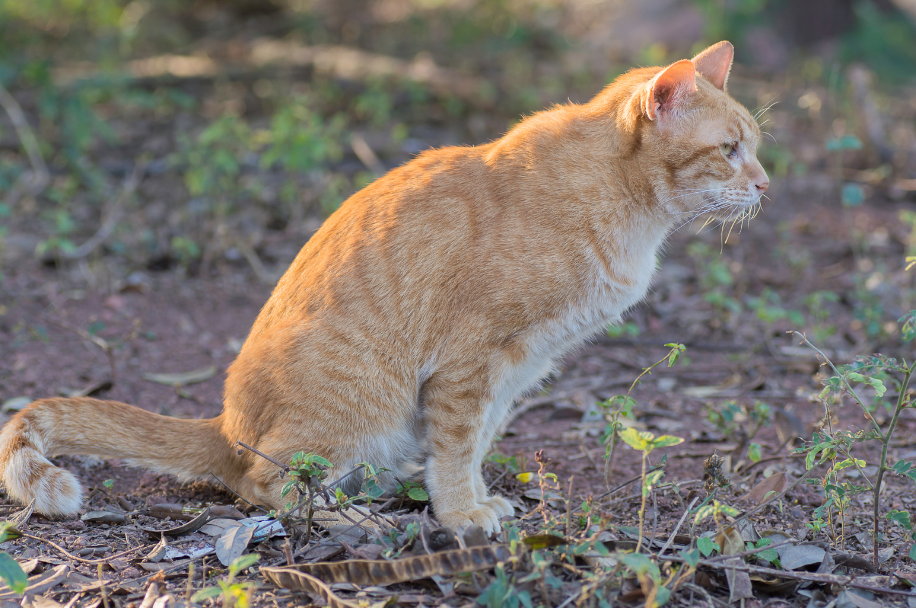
[0,42,767,532]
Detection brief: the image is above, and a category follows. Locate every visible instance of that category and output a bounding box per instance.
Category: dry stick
[207,472,261,511]
[595,465,664,501]
[657,496,699,558]
[19,531,150,565]
[730,465,817,529]
[97,564,111,608]
[661,554,916,598]
[234,441,290,473]
[0,81,49,202]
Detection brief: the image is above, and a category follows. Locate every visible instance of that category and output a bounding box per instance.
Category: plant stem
[872,364,913,566]
[792,331,885,439]
[636,452,647,553]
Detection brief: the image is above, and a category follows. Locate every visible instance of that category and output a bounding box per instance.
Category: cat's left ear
[691,41,734,91]
[645,60,696,122]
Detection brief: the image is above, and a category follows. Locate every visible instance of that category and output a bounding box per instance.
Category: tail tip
[2,451,83,518]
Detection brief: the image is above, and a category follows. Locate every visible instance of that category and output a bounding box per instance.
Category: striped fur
[0,42,767,532]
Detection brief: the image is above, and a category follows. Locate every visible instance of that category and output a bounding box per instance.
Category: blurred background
[1,0,916,371]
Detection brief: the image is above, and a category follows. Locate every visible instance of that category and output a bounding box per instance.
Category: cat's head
[616,42,769,227]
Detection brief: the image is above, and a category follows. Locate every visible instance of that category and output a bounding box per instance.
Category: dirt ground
[2,3,916,606]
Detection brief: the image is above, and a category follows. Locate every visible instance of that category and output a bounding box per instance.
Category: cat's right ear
[645,60,696,122]
[691,41,734,90]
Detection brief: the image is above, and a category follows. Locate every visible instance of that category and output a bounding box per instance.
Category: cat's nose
[755,177,769,193]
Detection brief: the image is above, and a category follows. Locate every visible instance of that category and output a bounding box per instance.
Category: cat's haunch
[0,41,767,533]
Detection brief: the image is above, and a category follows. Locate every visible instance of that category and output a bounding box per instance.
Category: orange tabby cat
[0,42,767,533]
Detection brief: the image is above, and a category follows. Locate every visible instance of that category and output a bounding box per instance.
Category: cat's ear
[645,59,696,122]
[691,41,734,91]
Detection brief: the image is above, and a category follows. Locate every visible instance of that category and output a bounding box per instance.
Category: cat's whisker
[761,130,777,144]
[753,98,779,122]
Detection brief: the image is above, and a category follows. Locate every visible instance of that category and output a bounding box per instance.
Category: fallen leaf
[215,522,256,566]
[263,544,515,588]
[1,397,31,413]
[142,366,216,387]
[837,589,885,608]
[741,472,788,505]
[777,543,826,571]
[138,507,210,537]
[716,526,753,603]
[0,565,69,601]
[81,511,127,524]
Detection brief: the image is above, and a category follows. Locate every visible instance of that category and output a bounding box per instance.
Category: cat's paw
[482,494,514,518]
[436,505,502,534]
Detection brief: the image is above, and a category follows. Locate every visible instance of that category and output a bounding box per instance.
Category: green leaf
[679,547,700,568]
[650,435,684,449]
[523,534,566,550]
[229,553,260,575]
[887,510,913,530]
[833,458,866,472]
[755,538,778,562]
[841,183,865,207]
[645,469,665,489]
[826,135,863,151]
[697,537,717,557]
[748,443,762,463]
[911,544,916,561]
[407,486,429,501]
[0,553,27,595]
[619,428,652,452]
[191,587,223,602]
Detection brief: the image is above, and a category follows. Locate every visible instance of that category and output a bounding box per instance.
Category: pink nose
[756,178,769,193]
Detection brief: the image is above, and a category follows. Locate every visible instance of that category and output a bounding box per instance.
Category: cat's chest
[531,247,658,356]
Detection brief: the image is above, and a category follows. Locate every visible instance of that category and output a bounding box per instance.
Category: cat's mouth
[696,198,764,240]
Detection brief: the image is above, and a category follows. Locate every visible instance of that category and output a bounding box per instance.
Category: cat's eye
[721,142,738,159]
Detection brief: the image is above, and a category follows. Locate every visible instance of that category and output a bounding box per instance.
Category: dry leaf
[215,522,256,566]
[263,544,514,588]
[716,526,754,603]
[81,511,127,524]
[142,366,216,387]
[138,507,210,537]
[777,543,826,571]
[0,565,70,601]
[741,472,788,505]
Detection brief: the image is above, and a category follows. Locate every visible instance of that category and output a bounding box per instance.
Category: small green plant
[191,554,259,608]
[792,331,916,564]
[476,563,532,608]
[619,429,684,552]
[396,480,429,502]
[705,399,773,464]
[279,451,333,537]
[0,523,26,596]
[599,343,686,485]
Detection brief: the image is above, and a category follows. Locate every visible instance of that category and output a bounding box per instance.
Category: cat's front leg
[422,371,510,534]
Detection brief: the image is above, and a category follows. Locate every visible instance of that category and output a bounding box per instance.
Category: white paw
[482,494,514,518]
[436,505,502,535]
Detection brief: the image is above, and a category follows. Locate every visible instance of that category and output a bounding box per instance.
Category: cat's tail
[0,397,234,517]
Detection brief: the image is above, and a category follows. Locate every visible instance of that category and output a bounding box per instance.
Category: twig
[19,531,150,565]
[661,554,916,597]
[0,81,49,202]
[235,441,290,472]
[207,472,261,511]
[657,496,699,557]
[97,564,111,608]
[595,465,664,501]
[730,465,816,528]
[63,161,145,260]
